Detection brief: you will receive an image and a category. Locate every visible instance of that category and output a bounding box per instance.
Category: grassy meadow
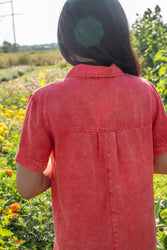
[0,50,64,69]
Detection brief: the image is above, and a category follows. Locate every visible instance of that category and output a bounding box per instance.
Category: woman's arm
[154,153,167,174]
[16,164,51,200]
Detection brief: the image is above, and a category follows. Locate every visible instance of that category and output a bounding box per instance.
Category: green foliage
[2,41,13,53]
[132,5,167,84]
[0,170,54,249]
[132,6,167,248]
[154,175,167,250]
[132,5,167,114]
[2,41,20,53]
[0,65,70,249]
[155,50,167,109]
[0,66,34,82]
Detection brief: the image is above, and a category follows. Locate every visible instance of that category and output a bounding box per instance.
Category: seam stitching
[17,154,48,164]
[66,73,123,79]
[105,134,118,250]
[51,121,152,134]
[154,144,167,148]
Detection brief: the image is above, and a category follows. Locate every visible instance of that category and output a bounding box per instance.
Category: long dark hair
[58,0,140,76]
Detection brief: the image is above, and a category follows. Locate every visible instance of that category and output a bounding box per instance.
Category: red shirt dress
[16,64,167,250]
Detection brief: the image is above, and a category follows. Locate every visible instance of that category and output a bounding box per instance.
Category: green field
[0,50,64,69]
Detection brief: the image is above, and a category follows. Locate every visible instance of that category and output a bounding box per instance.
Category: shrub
[132,5,167,80]
[18,54,31,65]
[0,66,34,83]
[0,50,65,69]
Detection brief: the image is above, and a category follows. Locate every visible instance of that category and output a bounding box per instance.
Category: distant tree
[2,41,20,53]
[2,41,12,53]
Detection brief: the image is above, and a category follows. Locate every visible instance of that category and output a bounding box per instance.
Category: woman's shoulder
[28,79,66,107]
[123,73,156,93]
[33,79,64,96]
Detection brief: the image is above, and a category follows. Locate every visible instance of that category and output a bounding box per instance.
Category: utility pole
[0,0,21,52]
[10,0,16,52]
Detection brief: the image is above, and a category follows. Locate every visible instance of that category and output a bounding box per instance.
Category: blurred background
[0,0,166,46]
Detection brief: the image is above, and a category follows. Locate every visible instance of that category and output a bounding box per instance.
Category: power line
[0,13,21,17]
[0,1,11,4]
[3,25,12,41]
[0,0,21,52]
[10,0,16,52]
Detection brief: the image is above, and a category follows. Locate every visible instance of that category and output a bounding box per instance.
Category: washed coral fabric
[16,64,167,250]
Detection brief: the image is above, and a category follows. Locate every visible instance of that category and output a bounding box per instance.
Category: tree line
[0,41,59,53]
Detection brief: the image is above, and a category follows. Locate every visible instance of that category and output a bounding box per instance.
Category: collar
[66,64,124,79]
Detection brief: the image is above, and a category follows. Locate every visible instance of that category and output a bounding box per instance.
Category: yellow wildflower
[17,109,25,115]
[0,111,4,116]
[19,117,24,123]
[5,141,13,147]
[39,72,46,79]
[12,105,17,110]
[2,146,8,152]
[8,110,15,116]
[38,79,45,87]
[5,113,11,118]
[0,123,8,130]
[20,97,28,102]
[18,86,22,90]
[3,130,9,135]
[0,135,5,142]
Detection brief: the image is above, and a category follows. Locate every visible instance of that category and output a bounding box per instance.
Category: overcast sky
[0,0,166,46]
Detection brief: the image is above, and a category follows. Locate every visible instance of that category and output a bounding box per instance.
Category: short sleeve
[151,84,167,156]
[15,94,53,172]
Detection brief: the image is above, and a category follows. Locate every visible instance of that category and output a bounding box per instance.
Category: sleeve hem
[153,145,167,156]
[15,152,48,173]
